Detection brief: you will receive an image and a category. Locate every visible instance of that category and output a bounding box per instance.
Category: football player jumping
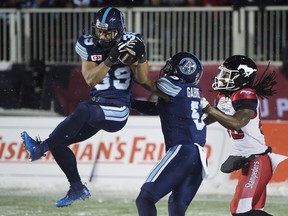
[132,52,208,216]
[21,7,156,208]
[201,55,287,216]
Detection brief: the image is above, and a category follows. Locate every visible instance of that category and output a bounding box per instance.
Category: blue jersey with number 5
[156,76,206,149]
[75,32,143,106]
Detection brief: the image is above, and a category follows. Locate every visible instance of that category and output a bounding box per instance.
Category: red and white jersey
[216,88,268,157]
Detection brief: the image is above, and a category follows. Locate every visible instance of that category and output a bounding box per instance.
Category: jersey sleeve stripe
[157,78,181,97]
[75,41,88,60]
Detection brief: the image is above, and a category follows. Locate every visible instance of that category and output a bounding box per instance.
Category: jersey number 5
[191,101,205,130]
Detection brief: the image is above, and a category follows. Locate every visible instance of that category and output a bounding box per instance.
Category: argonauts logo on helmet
[162,52,203,84]
[179,57,197,75]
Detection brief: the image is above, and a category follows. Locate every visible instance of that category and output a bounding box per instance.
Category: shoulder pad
[122,32,144,42]
[75,35,108,62]
[77,35,94,47]
[157,77,181,97]
[231,88,257,101]
[75,35,94,60]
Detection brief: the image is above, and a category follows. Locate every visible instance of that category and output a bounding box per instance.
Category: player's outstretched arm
[131,100,159,115]
[128,38,170,102]
[132,63,170,102]
[201,98,254,130]
[203,115,217,125]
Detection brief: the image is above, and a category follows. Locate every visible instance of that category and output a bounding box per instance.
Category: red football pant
[230,154,273,214]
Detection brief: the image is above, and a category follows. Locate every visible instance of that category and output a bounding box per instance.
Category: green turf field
[0,187,287,216]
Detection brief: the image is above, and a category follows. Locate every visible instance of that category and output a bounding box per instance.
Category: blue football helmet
[92,7,125,48]
[161,52,203,84]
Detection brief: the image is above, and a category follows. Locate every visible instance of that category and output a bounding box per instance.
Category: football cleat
[21,131,46,161]
[55,185,91,208]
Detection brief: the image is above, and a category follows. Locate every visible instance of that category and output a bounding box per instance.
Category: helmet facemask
[212,66,241,91]
[160,59,176,77]
[212,55,257,92]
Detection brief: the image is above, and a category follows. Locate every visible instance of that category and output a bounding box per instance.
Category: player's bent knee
[136,189,158,206]
[136,189,158,216]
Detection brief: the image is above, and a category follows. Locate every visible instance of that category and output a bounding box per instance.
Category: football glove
[126,38,147,63]
[104,42,127,67]
[200,97,210,113]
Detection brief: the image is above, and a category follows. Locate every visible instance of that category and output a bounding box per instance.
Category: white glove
[200,97,210,112]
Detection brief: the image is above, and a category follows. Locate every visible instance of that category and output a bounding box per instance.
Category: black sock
[71,181,83,191]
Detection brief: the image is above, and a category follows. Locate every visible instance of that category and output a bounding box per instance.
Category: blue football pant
[136,144,203,216]
[44,101,129,185]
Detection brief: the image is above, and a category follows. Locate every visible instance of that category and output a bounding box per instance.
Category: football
[118,49,138,65]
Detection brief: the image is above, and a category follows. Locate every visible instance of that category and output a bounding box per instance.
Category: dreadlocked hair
[253,63,277,99]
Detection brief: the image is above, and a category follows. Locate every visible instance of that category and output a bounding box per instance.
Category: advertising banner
[0,116,287,193]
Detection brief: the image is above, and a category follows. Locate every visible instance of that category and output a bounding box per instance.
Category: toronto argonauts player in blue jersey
[132,52,208,216]
[21,7,154,208]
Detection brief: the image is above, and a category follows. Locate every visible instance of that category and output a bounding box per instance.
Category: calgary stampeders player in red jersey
[200,55,287,216]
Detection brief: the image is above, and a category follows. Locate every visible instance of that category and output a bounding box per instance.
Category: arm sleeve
[233,99,257,112]
[75,43,88,60]
[131,100,159,115]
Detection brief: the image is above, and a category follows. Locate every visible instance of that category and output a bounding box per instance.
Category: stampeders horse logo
[240,90,254,95]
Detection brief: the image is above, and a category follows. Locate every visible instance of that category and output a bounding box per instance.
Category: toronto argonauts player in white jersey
[201,55,282,216]
[21,7,155,208]
[132,52,208,216]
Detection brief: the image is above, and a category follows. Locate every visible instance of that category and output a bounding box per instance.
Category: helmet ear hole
[238,69,245,75]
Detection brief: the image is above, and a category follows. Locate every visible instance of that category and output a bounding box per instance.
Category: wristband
[138,55,147,64]
[203,104,211,113]
[104,57,114,67]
